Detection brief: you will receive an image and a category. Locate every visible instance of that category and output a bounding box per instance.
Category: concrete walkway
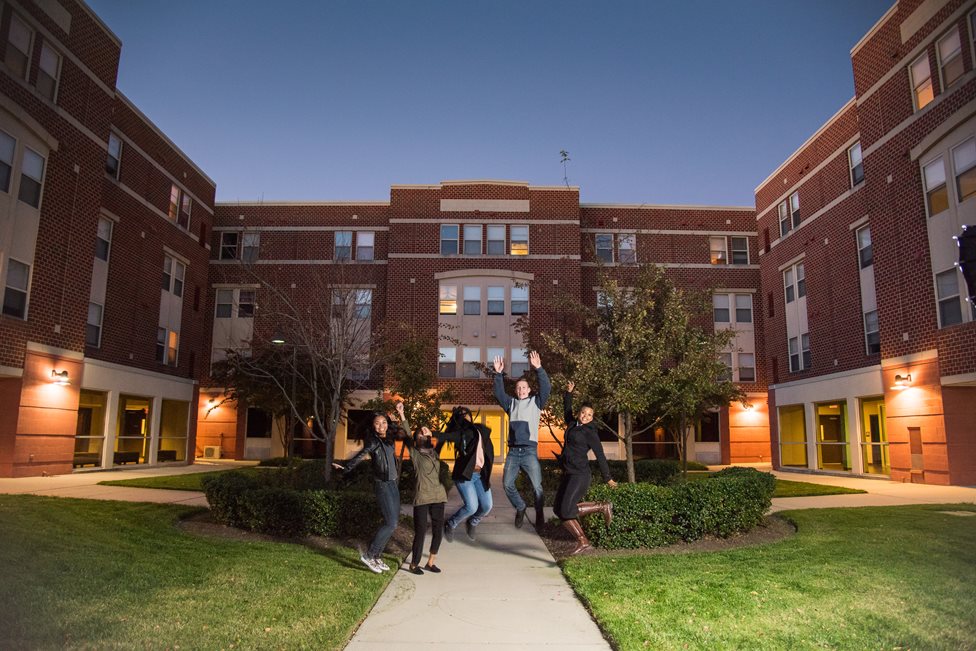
[346,480,609,651]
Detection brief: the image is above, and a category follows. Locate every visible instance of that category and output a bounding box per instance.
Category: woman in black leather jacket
[555,381,616,555]
[334,409,405,573]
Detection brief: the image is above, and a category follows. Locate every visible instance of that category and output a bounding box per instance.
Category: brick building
[202,182,769,467]
[0,0,213,476]
[759,0,976,485]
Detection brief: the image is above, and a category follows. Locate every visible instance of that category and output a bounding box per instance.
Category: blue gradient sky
[87,1,891,205]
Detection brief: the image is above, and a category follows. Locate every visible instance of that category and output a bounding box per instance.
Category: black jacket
[562,392,611,480]
[437,421,494,489]
[341,431,398,481]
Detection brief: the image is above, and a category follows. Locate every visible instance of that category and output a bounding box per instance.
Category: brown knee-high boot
[562,519,592,555]
[577,501,613,527]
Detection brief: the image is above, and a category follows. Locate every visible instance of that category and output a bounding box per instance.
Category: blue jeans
[503,447,543,511]
[447,473,492,528]
[368,479,400,558]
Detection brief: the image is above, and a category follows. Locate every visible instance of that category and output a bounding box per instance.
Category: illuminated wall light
[51,370,70,386]
[892,373,912,390]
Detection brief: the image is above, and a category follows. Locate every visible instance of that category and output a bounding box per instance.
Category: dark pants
[411,502,445,565]
[553,472,592,520]
[368,479,400,558]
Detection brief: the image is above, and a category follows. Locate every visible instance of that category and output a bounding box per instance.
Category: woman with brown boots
[554,381,616,555]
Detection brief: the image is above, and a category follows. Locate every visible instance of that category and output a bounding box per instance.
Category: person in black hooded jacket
[555,381,616,555]
[437,406,494,542]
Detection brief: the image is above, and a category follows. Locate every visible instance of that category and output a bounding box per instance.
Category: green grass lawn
[98,467,265,491]
[562,504,976,650]
[771,478,864,498]
[0,495,393,650]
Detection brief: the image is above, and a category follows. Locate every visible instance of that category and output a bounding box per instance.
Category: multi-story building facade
[202,181,768,467]
[760,0,976,485]
[0,0,213,476]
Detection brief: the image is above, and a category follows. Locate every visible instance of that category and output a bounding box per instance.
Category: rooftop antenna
[560,150,571,188]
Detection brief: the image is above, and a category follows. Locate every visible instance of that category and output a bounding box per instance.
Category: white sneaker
[359,553,382,574]
[374,557,390,572]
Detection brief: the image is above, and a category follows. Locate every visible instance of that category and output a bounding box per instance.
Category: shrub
[581,468,776,549]
[515,458,687,506]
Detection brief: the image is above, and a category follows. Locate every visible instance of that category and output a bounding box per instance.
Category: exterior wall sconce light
[271,333,286,345]
[51,370,70,385]
[893,373,912,389]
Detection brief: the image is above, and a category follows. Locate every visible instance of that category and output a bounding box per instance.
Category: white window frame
[462,347,481,378]
[778,200,790,238]
[86,302,104,347]
[849,142,864,187]
[487,286,505,315]
[439,284,457,315]
[356,231,374,261]
[709,236,728,265]
[735,294,753,324]
[486,224,506,255]
[789,191,801,229]
[106,133,123,180]
[935,268,964,327]
[595,233,613,262]
[162,255,186,298]
[510,225,529,255]
[784,267,795,304]
[5,13,33,81]
[241,232,260,263]
[168,184,180,222]
[219,232,239,260]
[618,233,636,263]
[96,216,114,262]
[856,225,872,269]
[215,289,233,319]
[2,257,31,320]
[36,41,61,102]
[923,156,948,217]
[737,353,756,383]
[712,294,730,323]
[438,347,456,378]
[910,53,935,111]
[510,348,529,377]
[801,333,811,370]
[951,138,976,204]
[511,285,528,315]
[238,289,256,318]
[730,236,749,264]
[864,310,880,355]
[463,286,480,315]
[440,224,459,256]
[0,129,14,193]
[334,231,352,261]
[18,147,44,208]
[937,28,964,90]
[463,224,482,255]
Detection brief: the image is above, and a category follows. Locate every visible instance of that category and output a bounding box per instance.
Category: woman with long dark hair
[555,381,616,555]
[437,406,494,542]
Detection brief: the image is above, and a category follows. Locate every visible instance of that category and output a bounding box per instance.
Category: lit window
[440,224,459,255]
[2,258,30,319]
[789,192,800,228]
[923,157,948,215]
[510,225,528,255]
[778,201,790,238]
[713,294,730,323]
[5,14,32,80]
[487,286,504,315]
[219,232,239,260]
[849,142,864,186]
[335,231,352,261]
[595,233,613,262]
[463,286,480,315]
[738,353,756,382]
[910,54,934,111]
[356,231,374,261]
[462,347,481,378]
[864,310,880,354]
[730,236,749,264]
[0,130,13,192]
[167,330,179,366]
[511,285,528,315]
[215,289,233,318]
[439,285,457,315]
[618,233,636,263]
[952,139,976,203]
[937,29,963,89]
[463,224,482,255]
[709,236,727,265]
[168,185,180,222]
[487,225,505,255]
[95,217,113,262]
[106,133,123,179]
[735,295,753,323]
[510,349,529,377]
[36,42,60,101]
[936,269,963,326]
[438,347,456,378]
[241,233,260,263]
[18,148,44,208]
[856,226,872,269]
[86,303,103,347]
[238,290,255,318]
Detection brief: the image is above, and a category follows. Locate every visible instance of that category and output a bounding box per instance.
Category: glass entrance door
[74,390,107,469]
[816,402,850,471]
[115,395,151,465]
[860,397,889,475]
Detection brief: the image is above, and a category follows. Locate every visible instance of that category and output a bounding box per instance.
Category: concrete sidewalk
[346,481,610,650]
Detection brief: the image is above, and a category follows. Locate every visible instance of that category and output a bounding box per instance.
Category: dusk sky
[87,1,891,206]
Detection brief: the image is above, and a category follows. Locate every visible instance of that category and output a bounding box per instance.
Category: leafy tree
[541,265,742,482]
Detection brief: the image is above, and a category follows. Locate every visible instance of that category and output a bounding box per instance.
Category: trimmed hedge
[203,456,451,538]
[581,467,776,548]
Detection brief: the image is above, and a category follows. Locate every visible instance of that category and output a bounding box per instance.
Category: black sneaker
[444,521,455,542]
[465,520,477,541]
[515,508,526,528]
[405,565,424,575]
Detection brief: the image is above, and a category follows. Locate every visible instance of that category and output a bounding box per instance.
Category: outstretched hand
[395,401,405,419]
[607,479,618,489]
[493,356,504,373]
[529,351,541,369]
[567,380,575,393]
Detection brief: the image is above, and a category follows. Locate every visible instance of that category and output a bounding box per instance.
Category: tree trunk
[624,411,635,483]
[679,417,688,477]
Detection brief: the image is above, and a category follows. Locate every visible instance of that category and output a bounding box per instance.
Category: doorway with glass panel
[74,390,107,469]
[115,394,151,465]
[438,408,507,461]
[860,397,889,475]
[815,402,850,471]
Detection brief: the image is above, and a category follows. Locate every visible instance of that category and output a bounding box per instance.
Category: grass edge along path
[0,494,393,650]
[561,504,976,651]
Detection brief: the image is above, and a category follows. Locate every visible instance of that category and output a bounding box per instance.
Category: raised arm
[492,356,513,411]
[563,382,575,426]
[396,401,411,439]
[532,352,551,406]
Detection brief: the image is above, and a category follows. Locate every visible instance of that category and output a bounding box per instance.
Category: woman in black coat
[436,406,494,542]
[555,381,616,555]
